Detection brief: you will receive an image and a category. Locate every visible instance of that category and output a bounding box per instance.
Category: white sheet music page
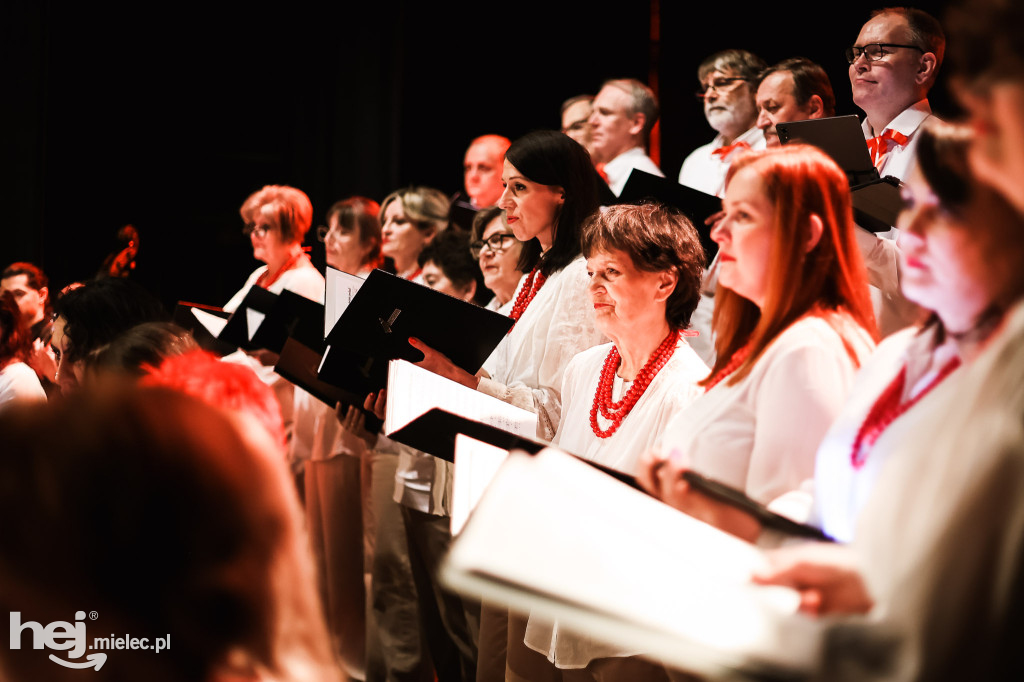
[441,448,822,676]
[245,309,266,341]
[325,266,365,338]
[191,307,228,337]
[451,434,511,537]
[384,359,537,437]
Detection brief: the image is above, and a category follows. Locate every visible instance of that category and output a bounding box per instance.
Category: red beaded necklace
[509,266,547,326]
[703,342,754,393]
[256,250,306,289]
[850,356,961,469]
[589,328,681,439]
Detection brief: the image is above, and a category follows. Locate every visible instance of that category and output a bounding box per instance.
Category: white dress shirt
[678,126,766,197]
[603,146,664,197]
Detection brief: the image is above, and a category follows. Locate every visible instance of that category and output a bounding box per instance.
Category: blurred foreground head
[0,385,338,682]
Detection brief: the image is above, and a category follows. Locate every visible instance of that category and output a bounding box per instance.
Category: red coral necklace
[590,328,681,439]
[850,356,961,469]
[509,266,547,327]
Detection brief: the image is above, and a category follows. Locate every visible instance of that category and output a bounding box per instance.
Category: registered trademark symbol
[89,611,98,620]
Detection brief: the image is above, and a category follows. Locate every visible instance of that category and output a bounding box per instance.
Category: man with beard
[678,49,766,197]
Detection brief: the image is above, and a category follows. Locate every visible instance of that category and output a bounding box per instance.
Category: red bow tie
[866,129,910,169]
[711,140,751,160]
[594,162,609,183]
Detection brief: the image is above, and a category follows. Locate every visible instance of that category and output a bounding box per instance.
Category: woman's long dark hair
[504,130,602,276]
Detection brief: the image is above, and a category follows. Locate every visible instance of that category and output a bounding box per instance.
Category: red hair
[141,350,287,452]
[707,144,877,386]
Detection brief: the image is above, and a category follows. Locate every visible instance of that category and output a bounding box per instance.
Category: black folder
[776,115,904,233]
[318,269,514,395]
[274,337,383,432]
[172,301,235,356]
[616,169,722,262]
[217,286,280,350]
[399,409,643,491]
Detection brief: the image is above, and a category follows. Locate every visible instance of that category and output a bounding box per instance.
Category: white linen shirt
[603,147,664,197]
[677,126,766,197]
[803,324,960,542]
[657,314,875,504]
[477,255,607,440]
[552,339,708,472]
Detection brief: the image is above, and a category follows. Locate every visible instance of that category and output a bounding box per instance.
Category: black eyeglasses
[242,223,269,239]
[695,77,750,100]
[845,43,924,64]
[470,232,517,258]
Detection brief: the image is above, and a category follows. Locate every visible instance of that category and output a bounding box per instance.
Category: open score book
[441,447,825,678]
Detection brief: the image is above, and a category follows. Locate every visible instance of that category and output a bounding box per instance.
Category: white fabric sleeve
[744,341,856,504]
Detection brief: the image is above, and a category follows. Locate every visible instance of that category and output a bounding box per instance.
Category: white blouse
[526,336,709,668]
[806,324,959,542]
[658,314,875,504]
[0,361,46,410]
[477,256,607,440]
[553,339,709,472]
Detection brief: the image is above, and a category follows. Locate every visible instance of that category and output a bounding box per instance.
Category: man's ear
[627,112,646,138]
[805,94,825,118]
[916,52,938,87]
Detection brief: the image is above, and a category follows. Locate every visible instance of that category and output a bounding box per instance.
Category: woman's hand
[752,544,874,616]
[27,339,57,383]
[364,391,387,422]
[408,337,479,389]
[247,348,280,367]
[637,448,761,541]
[334,403,377,453]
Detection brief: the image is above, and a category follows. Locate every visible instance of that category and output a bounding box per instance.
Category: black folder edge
[393,408,642,493]
[251,289,325,353]
[217,286,280,350]
[851,176,904,234]
[274,337,383,433]
[173,301,235,357]
[777,115,906,233]
[681,470,834,542]
[319,269,514,392]
[615,168,721,262]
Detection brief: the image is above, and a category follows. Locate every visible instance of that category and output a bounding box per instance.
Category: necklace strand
[589,328,681,439]
[849,356,961,469]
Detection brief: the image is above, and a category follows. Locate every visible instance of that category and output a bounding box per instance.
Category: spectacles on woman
[470,232,517,259]
[242,223,269,239]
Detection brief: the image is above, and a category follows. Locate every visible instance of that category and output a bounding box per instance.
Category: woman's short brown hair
[581,203,706,330]
[240,185,314,245]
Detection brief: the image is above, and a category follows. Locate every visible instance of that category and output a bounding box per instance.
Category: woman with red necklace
[519,203,711,680]
[638,145,877,532]
[407,130,607,441]
[226,185,324,311]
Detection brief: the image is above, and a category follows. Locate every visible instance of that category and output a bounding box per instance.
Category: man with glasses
[848,7,944,180]
[678,49,767,197]
[587,78,664,196]
[848,7,944,335]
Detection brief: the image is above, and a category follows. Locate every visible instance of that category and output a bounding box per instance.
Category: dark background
[3,1,952,310]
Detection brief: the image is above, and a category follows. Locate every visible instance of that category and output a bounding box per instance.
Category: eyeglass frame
[316,224,351,243]
[469,232,517,259]
[695,77,751,100]
[242,223,269,239]
[845,43,925,65]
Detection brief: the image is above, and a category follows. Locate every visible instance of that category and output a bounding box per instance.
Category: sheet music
[245,308,266,341]
[451,434,510,537]
[384,359,537,438]
[192,307,228,337]
[442,448,821,676]
[325,266,365,338]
